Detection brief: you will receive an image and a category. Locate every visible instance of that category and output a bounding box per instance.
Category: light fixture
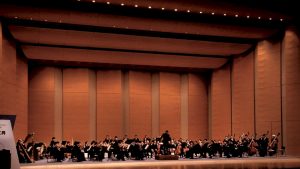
[106,1,110,4]
[14,16,18,19]
[148,6,152,9]
[187,10,190,13]
[247,15,250,18]
[44,19,48,22]
[223,13,227,16]
[280,18,283,21]
[269,18,272,20]
[59,20,62,23]
[174,8,178,12]
[134,4,138,7]
[92,0,95,3]
[199,11,203,14]
[121,3,124,6]
[258,16,261,19]
[77,0,80,1]
[211,12,215,15]
[30,17,33,20]
[235,14,238,17]
[161,7,165,10]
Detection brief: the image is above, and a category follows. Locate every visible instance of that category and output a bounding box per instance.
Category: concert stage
[20,157,300,169]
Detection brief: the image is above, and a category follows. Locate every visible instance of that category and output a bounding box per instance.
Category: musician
[53,141,64,162]
[258,134,269,157]
[268,134,279,156]
[160,130,171,155]
[72,141,85,162]
[16,139,27,163]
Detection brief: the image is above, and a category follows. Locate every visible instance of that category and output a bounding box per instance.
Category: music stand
[0,115,16,129]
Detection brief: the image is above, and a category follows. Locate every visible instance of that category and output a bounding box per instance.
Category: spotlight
[223,13,227,16]
[235,14,238,17]
[247,15,250,18]
[106,2,110,4]
[280,18,283,21]
[199,11,203,14]
[161,7,165,10]
[121,3,124,6]
[92,0,95,3]
[211,12,215,15]
[174,8,178,12]
[269,18,272,20]
[148,6,152,9]
[134,4,138,7]
[187,10,190,13]
[258,16,261,19]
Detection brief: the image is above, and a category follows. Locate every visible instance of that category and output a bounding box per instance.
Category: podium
[155,154,179,160]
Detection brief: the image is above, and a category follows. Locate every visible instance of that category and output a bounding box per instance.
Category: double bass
[268,133,280,155]
[248,135,258,156]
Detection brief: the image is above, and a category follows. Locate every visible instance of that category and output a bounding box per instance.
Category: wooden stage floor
[21,157,300,169]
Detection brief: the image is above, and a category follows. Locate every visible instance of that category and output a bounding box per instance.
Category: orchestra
[16,131,284,163]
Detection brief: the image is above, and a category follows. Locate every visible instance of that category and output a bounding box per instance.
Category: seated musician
[16,139,27,163]
[72,141,86,162]
[53,141,64,162]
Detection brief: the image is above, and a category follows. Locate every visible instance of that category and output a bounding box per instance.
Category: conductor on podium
[160,130,171,155]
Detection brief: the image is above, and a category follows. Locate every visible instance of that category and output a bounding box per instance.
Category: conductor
[161,130,171,155]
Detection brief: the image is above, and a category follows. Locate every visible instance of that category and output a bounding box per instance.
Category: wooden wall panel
[159,73,181,139]
[15,56,28,139]
[232,53,255,136]
[211,64,231,140]
[97,70,122,140]
[188,74,208,140]
[129,71,152,138]
[0,33,17,117]
[63,68,90,141]
[29,67,56,143]
[282,28,300,155]
[0,23,28,139]
[255,40,281,137]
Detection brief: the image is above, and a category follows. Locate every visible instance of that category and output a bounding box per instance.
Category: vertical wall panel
[211,64,231,140]
[29,67,56,143]
[159,72,181,139]
[151,73,160,138]
[282,28,300,155]
[1,22,28,140]
[0,28,17,119]
[255,40,281,137]
[129,71,152,138]
[232,53,255,136]
[188,74,208,140]
[63,68,90,141]
[97,70,122,140]
[54,69,63,141]
[181,74,188,139]
[15,56,28,139]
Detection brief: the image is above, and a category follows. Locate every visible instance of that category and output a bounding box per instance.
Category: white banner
[0,120,20,169]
